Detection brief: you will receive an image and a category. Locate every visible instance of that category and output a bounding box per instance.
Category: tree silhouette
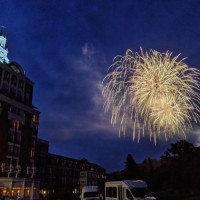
[124,154,139,179]
[166,140,194,158]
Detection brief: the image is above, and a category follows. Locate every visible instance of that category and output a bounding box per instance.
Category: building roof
[37,138,49,145]
[124,180,147,188]
[9,62,25,76]
[48,153,105,170]
[106,180,148,188]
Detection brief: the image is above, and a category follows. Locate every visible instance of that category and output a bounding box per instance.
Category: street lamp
[26,166,36,178]
[1,163,21,178]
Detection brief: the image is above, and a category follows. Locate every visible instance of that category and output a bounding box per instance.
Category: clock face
[10,65,21,74]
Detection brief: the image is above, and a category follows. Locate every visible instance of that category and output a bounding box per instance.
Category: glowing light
[42,190,47,195]
[0,35,9,63]
[102,48,200,143]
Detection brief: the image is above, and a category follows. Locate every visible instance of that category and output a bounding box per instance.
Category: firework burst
[102,48,200,144]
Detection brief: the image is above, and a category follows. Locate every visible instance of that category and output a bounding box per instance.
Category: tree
[167,140,194,157]
[124,154,139,179]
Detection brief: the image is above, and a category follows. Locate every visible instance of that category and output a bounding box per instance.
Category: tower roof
[0,30,9,64]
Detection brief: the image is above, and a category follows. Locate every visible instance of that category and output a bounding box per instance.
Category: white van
[105,180,156,200]
[80,186,100,200]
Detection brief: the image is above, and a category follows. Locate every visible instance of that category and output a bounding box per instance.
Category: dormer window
[9,62,25,75]
[10,64,21,74]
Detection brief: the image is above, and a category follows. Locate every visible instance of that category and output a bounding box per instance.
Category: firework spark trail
[102,48,200,144]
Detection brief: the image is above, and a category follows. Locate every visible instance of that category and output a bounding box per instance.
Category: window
[31,138,35,147]
[25,93,30,102]
[6,158,11,166]
[126,190,134,200]
[80,172,86,176]
[4,71,10,82]
[18,79,23,90]
[8,132,14,142]
[11,75,17,86]
[10,106,17,114]
[26,84,32,93]
[2,71,9,92]
[106,187,116,198]
[130,188,152,198]
[30,149,35,159]
[14,121,20,130]
[10,119,14,128]
[14,146,20,155]
[17,108,23,116]
[113,187,117,198]
[16,133,21,143]
[8,144,13,153]
[106,187,108,197]
[84,192,98,198]
[32,115,38,123]
[17,91,22,100]
[0,67,2,82]
[25,84,33,104]
[12,158,17,166]
[109,187,112,197]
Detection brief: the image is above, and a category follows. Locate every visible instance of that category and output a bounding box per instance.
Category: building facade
[35,139,49,190]
[0,32,40,199]
[35,140,106,198]
[0,31,106,200]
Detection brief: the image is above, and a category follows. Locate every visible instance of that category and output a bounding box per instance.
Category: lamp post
[1,163,21,178]
[27,166,36,200]
[26,166,36,178]
[16,165,21,178]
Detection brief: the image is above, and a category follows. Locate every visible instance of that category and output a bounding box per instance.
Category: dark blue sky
[1,0,200,172]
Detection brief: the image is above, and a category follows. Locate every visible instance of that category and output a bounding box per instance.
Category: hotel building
[0,31,40,199]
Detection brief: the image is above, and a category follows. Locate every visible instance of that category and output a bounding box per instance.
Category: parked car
[80,186,100,200]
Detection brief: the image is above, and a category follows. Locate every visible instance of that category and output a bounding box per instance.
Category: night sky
[1,0,200,172]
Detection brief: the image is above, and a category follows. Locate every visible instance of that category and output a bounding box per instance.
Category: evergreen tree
[124,154,139,180]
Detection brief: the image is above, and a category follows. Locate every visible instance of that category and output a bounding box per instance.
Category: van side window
[113,187,117,198]
[106,187,117,198]
[109,187,112,197]
[106,187,109,197]
[126,190,134,200]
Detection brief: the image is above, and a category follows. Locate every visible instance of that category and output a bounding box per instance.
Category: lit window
[30,150,34,159]
[32,115,37,122]
[13,121,21,130]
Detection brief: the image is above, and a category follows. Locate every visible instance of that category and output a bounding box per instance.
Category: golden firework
[102,48,200,143]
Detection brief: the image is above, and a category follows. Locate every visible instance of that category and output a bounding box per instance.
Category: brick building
[0,31,40,199]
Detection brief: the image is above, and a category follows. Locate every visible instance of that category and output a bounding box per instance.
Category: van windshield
[84,192,99,198]
[130,188,152,198]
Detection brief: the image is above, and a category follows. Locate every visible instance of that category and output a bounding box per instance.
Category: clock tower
[0,30,9,64]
